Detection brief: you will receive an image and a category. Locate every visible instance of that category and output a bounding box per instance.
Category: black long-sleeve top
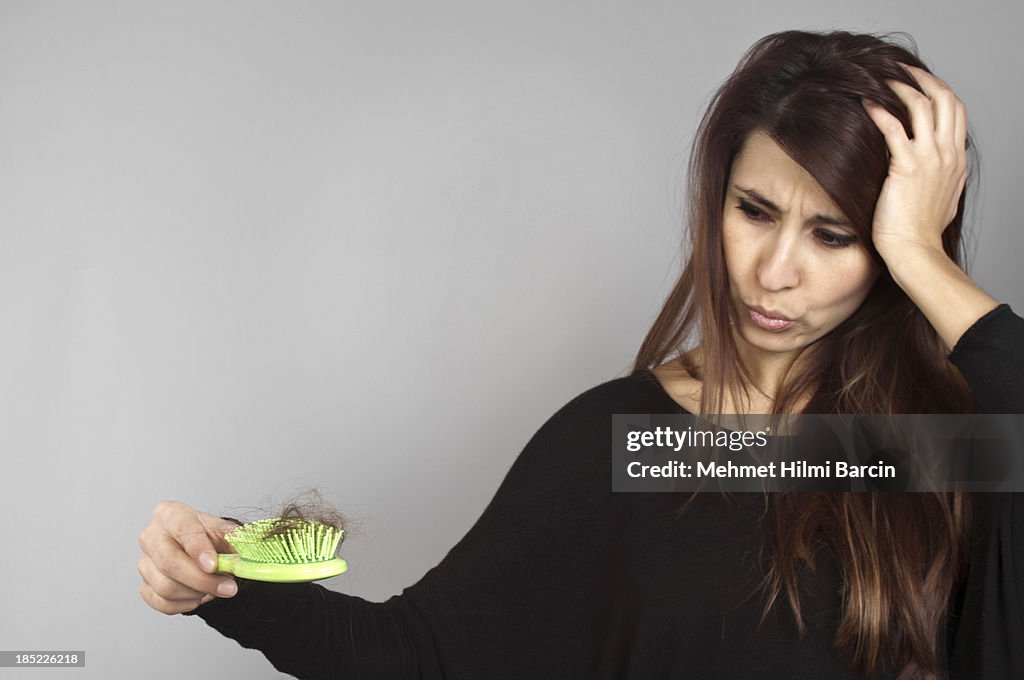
[186,304,1024,679]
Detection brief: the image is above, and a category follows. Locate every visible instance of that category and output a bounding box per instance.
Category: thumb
[151,502,225,575]
[191,513,242,573]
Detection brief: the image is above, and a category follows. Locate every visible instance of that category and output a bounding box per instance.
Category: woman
[138,30,1024,679]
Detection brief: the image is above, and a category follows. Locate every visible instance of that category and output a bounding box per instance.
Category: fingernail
[200,552,216,572]
[218,580,237,597]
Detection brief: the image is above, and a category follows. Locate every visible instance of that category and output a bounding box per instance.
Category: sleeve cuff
[949,303,1011,360]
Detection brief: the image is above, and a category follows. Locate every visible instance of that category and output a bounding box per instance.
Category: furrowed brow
[733,185,850,227]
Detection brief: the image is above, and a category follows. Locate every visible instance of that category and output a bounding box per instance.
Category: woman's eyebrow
[733,185,850,227]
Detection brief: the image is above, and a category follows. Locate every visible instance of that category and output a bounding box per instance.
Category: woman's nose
[756,234,801,291]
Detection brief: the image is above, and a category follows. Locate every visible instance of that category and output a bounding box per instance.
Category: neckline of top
[630,368,694,415]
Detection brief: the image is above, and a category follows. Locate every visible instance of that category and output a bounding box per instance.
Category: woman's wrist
[874,233,943,268]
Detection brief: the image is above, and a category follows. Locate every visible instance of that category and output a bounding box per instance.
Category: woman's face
[722,130,881,360]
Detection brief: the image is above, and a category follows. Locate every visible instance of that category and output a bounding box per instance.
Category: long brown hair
[632,30,977,679]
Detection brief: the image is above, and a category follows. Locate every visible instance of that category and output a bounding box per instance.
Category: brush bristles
[225,518,344,563]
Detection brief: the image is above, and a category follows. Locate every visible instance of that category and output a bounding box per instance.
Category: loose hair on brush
[224,486,351,540]
[632,30,977,680]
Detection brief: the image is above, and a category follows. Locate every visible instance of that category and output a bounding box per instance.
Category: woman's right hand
[138,501,241,615]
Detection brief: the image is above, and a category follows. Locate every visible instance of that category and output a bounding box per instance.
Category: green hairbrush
[216,517,348,582]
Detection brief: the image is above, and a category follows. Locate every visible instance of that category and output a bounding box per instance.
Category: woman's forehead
[729,132,841,215]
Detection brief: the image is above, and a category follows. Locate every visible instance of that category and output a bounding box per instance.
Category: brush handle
[215,554,348,583]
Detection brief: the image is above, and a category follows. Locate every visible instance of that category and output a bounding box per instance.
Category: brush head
[217,518,347,582]
[226,517,343,563]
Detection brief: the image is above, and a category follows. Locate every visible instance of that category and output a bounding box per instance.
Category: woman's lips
[747,305,794,332]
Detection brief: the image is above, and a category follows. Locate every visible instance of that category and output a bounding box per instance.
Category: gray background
[1,1,1020,677]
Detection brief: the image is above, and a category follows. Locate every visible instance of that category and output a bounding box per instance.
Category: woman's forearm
[880,241,999,353]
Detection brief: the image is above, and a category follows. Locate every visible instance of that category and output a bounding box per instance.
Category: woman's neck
[656,344,814,415]
[730,334,802,402]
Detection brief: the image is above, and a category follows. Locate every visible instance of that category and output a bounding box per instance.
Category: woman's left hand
[861,63,968,261]
[860,64,998,353]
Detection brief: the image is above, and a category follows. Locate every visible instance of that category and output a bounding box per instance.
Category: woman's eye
[736,201,769,222]
[815,229,857,249]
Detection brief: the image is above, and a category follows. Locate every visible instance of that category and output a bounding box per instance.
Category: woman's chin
[737,325,810,355]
